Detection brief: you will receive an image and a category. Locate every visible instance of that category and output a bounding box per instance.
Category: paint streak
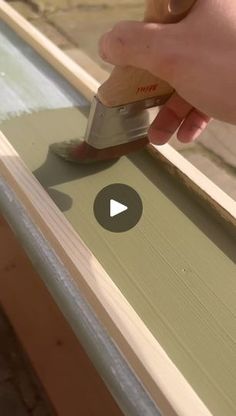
[1,108,236,416]
[1,20,236,416]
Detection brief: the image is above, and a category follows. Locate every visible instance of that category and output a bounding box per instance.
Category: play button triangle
[94,184,143,232]
[110,199,128,218]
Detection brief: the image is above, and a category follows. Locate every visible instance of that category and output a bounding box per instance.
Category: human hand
[99,0,236,145]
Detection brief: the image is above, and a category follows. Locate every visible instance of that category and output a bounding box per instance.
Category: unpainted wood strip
[0,3,235,415]
[2,107,235,416]
[0,0,235,224]
[0,129,212,416]
[0,215,123,416]
[0,0,99,101]
[65,48,109,83]
[148,145,236,228]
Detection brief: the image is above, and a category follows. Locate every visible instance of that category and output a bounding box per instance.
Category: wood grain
[0,110,215,416]
[0,20,87,122]
[1,108,236,416]
[0,0,99,101]
[0,3,236,416]
[0,215,123,416]
[145,0,197,22]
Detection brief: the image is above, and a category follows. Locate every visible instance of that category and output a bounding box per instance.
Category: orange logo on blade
[136,84,158,94]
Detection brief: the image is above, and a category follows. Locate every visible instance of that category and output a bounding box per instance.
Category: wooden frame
[0,1,235,415]
[0,0,234,226]
[0,214,122,416]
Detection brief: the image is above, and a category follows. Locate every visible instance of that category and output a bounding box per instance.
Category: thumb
[99,21,180,81]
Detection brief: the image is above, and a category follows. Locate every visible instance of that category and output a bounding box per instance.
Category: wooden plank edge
[65,48,109,83]
[0,130,212,416]
[0,1,232,414]
[0,0,99,102]
[0,180,160,416]
[0,0,235,227]
[148,144,236,228]
[0,215,123,416]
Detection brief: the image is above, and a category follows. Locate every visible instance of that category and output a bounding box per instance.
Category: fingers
[177,110,211,142]
[148,93,192,144]
[148,93,210,145]
[99,19,211,144]
[99,21,178,79]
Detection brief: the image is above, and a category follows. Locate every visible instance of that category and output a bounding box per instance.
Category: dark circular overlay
[93,184,143,233]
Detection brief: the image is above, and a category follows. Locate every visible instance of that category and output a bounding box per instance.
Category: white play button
[110,199,128,218]
[94,184,143,232]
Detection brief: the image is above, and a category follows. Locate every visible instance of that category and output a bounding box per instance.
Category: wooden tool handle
[145,0,196,22]
[98,0,197,107]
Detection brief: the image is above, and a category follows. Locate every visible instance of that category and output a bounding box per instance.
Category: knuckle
[148,27,182,81]
[106,23,129,62]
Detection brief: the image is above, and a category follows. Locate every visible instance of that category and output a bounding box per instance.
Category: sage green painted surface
[1,19,236,416]
[1,108,236,416]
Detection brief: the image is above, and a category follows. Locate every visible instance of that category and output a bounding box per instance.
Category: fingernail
[178,125,204,143]
[148,127,172,145]
[182,123,207,143]
[190,128,203,141]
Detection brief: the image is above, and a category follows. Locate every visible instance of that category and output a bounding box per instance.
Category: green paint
[0,21,87,122]
[1,108,236,416]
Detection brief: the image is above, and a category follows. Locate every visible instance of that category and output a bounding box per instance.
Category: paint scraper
[51,0,197,163]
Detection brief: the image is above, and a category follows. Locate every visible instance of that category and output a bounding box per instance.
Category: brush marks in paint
[1,104,236,416]
[0,21,87,122]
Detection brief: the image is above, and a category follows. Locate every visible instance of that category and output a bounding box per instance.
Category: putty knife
[51,0,197,163]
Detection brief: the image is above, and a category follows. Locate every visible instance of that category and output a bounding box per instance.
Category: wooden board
[0,3,236,416]
[0,215,123,416]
